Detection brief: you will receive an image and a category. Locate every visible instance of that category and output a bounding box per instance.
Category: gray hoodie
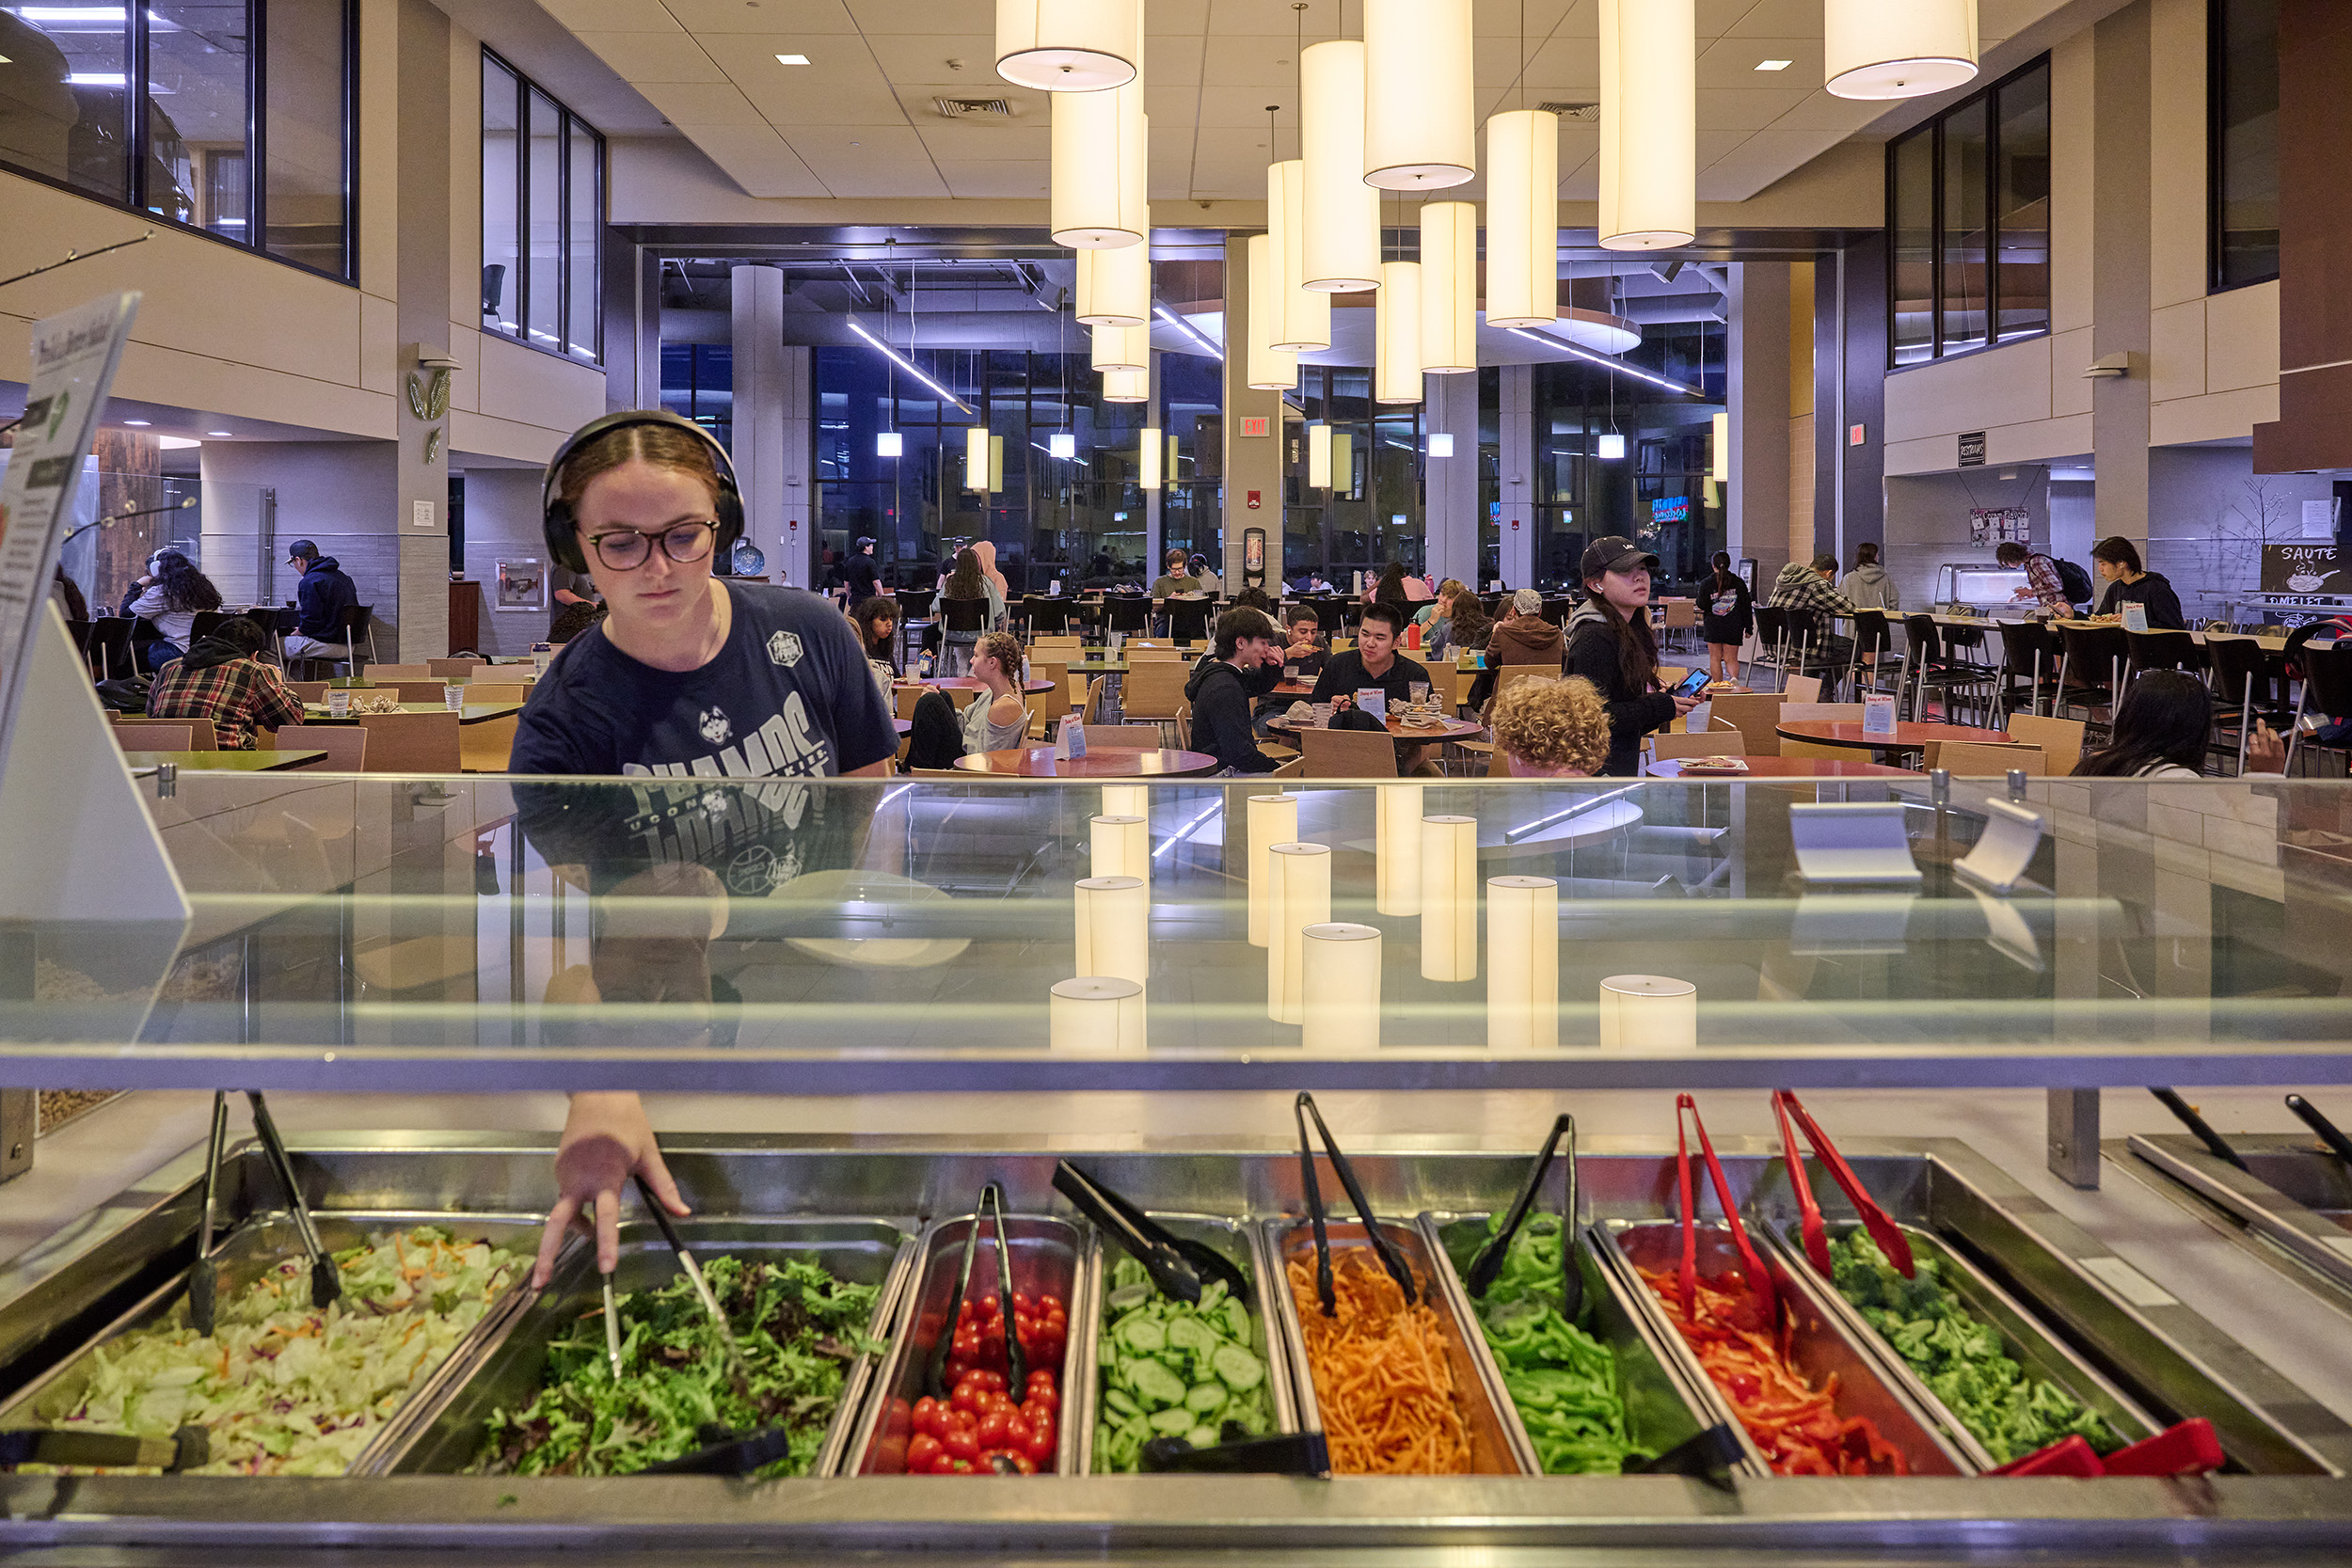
[1839,562,1899,612]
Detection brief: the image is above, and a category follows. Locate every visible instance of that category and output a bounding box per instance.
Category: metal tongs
[2151,1087,2250,1172]
[1674,1094,1774,1330]
[1294,1092,1415,1316]
[0,1425,209,1473]
[925,1182,1026,1404]
[2286,1094,2352,1170]
[1462,1113,1582,1321]
[599,1197,624,1381]
[186,1090,338,1335]
[632,1172,747,1378]
[1772,1090,1915,1282]
[1053,1161,1247,1304]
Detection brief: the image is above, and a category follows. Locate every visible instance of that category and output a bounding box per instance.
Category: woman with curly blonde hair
[1487,675,1612,778]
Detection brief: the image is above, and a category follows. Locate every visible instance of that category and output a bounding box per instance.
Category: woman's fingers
[594,1186,625,1276]
[638,1143,691,1217]
[532,1193,581,1289]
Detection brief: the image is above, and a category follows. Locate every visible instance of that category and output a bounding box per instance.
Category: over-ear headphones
[540,409,744,575]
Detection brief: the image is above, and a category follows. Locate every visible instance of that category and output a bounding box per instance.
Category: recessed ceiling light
[206,430,232,436]
[774,53,808,65]
[157,436,200,450]
[122,419,151,426]
[1756,59,1792,71]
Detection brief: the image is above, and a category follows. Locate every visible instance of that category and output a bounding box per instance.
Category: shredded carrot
[1287,1250,1472,1476]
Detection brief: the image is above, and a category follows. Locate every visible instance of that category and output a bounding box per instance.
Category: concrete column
[456,467,552,657]
[1834,237,1888,562]
[777,345,814,590]
[731,265,787,583]
[1220,234,1281,588]
[1498,365,1533,588]
[392,0,453,661]
[604,242,663,413]
[1425,372,1479,587]
[2090,1,2153,548]
[1729,262,1794,585]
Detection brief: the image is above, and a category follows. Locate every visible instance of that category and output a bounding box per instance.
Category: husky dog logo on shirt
[697,706,733,745]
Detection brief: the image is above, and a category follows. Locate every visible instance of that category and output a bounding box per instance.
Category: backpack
[2042,554,2093,605]
[1327,705,1390,733]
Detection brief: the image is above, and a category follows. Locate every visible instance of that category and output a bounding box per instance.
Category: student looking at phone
[1565,536,1701,777]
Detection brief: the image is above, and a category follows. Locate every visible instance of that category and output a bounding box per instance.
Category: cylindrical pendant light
[1419,815,1477,982]
[1092,321,1150,373]
[1101,784,1147,820]
[963,426,990,492]
[1246,232,1298,391]
[1090,813,1148,880]
[1486,876,1559,1051]
[1247,792,1298,947]
[1139,425,1162,490]
[1824,0,1979,100]
[1076,241,1151,327]
[1050,975,1145,1052]
[1362,0,1473,189]
[1307,422,1332,488]
[1074,874,1149,990]
[1375,260,1422,405]
[1710,409,1729,482]
[1268,161,1332,351]
[1330,431,1354,493]
[1597,974,1698,1050]
[990,435,1005,492]
[1051,87,1145,247]
[1103,368,1149,401]
[1302,923,1382,1053]
[1598,0,1694,250]
[1419,201,1478,373]
[1300,39,1380,293]
[1484,109,1560,328]
[1266,841,1331,1024]
[1375,784,1421,915]
[997,0,1138,92]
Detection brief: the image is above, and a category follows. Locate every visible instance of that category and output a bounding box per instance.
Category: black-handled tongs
[1140,1430,1329,1474]
[186,1090,338,1333]
[1053,1161,1247,1304]
[1461,1113,1582,1321]
[2151,1088,2249,1172]
[1294,1092,1415,1316]
[631,1172,746,1377]
[637,1421,796,1477]
[925,1182,1026,1403]
[0,1425,210,1473]
[2286,1095,2352,1170]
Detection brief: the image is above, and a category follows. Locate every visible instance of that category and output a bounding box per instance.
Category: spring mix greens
[1091,1254,1272,1472]
[1828,1227,2116,1465]
[478,1255,882,1479]
[1465,1212,1648,1475]
[31,1227,523,1476]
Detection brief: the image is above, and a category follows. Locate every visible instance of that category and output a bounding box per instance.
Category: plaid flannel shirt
[2022,552,2070,614]
[1769,569,1858,634]
[147,657,307,749]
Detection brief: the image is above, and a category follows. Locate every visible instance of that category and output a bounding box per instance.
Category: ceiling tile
[541,0,682,34]
[788,125,954,195]
[1715,0,1821,39]
[840,0,992,35]
[1205,0,1319,31]
[659,0,859,36]
[934,159,1053,198]
[1695,129,1753,166]
[1559,149,1597,200]
[1474,0,1577,36]
[1695,87,1811,130]
[1145,32,1207,86]
[1695,126,1846,199]
[743,77,912,124]
[638,79,769,126]
[1200,32,1295,88]
[863,31,993,80]
[682,124,832,196]
[1149,0,1210,32]
[701,30,866,79]
[1192,83,1297,131]
[1767,87,1886,133]
[1697,35,1822,87]
[913,119,1052,161]
[575,32,726,83]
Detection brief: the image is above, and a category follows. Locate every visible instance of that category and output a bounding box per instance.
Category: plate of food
[1676,755,1750,775]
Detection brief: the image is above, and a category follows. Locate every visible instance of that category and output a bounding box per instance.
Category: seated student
[145,615,306,749]
[1488,675,1612,778]
[962,631,1032,755]
[120,548,223,671]
[1184,607,1290,775]
[850,594,899,699]
[1279,607,1328,678]
[1310,601,1427,707]
[2090,536,2186,630]
[2073,669,2282,779]
[1465,589,1565,713]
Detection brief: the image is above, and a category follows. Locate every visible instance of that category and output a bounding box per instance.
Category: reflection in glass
[262,0,348,274]
[2213,0,2280,289]
[1940,96,1990,355]
[481,55,519,338]
[1891,129,1935,366]
[0,8,126,201]
[525,87,563,350]
[143,1,246,234]
[1994,64,2050,343]
[566,120,598,357]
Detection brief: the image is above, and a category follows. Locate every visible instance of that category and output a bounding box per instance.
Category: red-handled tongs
[1772,1090,1915,1281]
[1675,1094,1775,1330]
[1988,1418,2224,1479]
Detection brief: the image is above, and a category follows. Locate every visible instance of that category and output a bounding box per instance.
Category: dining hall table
[1776,718,2016,768]
[123,749,326,773]
[302,701,525,725]
[950,746,1221,778]
[1645,755,1920,779]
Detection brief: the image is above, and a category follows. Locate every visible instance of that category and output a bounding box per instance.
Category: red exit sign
[1240,416,1270,437]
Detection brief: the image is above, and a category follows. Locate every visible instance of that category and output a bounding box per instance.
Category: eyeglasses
[584,520,718,571]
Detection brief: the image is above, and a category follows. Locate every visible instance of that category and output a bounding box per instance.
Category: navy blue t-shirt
[510,580,898,781]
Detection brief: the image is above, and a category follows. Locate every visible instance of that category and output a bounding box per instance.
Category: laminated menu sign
[2121,602,2149,633]
[1863,693,1897,736]
[2262,542,2346,598]
[0,291,140,778]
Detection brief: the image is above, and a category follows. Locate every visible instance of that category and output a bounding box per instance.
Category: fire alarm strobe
[1247,490,1263,509]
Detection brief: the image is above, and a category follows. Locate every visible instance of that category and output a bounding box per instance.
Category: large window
[1887,57,2051,368]
[0,0,353,277]
[2211,0,2279,289]
[481,50,602,362]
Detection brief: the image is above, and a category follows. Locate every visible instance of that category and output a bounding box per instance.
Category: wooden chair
[461,684,530,705]
[1263,754,1306,778]
[387,680,451,705]
[364,663,432,681]
[117,716,216,750]
[1661,597,1698,654]
[268,723,369,771]
[1422,661,1462,713]
[460,712,519,772]
[111,721,195,752]
[1932,740,2042,775]
[2004,713,2085,777]
[356,711,461,772]
[288,681,329,705]
[895,685,925,721]
[1126,645,1183,662]
[1651,730,1748,760]
[1783,673,1823,704]
[1708,691,1787,757]
[1080,675,1108,723]
[1120,661,1191,741]
[1777,702,1866,760]
[1025,684,1070,740]
[428,657,485,677]
[1657,665,1690,692]
[1300,727,1399,778]
[1077,724,1168,749]
[1493,665,1558,700]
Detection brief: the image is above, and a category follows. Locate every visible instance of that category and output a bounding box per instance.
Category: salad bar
[0,1130,2350,1558]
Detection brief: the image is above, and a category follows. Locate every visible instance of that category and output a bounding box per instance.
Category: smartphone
[1671,667,1711,698]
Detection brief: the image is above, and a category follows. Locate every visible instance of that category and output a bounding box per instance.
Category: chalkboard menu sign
[2262,542,2349,596]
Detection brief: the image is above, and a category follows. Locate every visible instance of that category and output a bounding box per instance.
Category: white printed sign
[0,292,140,780]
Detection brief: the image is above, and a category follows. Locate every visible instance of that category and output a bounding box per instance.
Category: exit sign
[1240,416,1270,437]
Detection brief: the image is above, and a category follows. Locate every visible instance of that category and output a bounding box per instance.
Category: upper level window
[0,0,354,279]
[482,50,601,363]
[2211,0,2279,289]
[1888,57,2050,368]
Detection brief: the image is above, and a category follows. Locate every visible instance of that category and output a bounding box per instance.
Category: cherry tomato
[928,1451,961,1476]
[976,1293,999,1316]
[942,1420,979,1462]
[905,1433,944,1473]
[1012,1291,1032,1313]
[950,1382,983,1417]
[913,1397,943,1437]
[979,1449,1038,1476]
[1023,1382,1058,1416]
[970,1369,1007,1392]
[947,1457,976,1474]
[1023,1410,1057,1465]
[1003,1410,1032,1452]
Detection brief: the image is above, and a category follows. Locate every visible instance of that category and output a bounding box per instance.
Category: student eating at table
[1310,602,1427,707]
[2089,536,2186,630]
[1185,608,1291,776]
[1281,608,1327,678]
[144,614,306,749]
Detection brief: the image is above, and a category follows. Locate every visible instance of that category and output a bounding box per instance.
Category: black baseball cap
[1580,535,1659,579]
[286,539,318,561]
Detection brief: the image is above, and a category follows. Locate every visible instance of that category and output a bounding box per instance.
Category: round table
[1270,679,1316,697]
[1775,720,2013,757]
[906,677,1059,695]
[951,746,1220,778]
[1646,756,1920,779]
[1267,715,1485,744]
[1066,660,1127,674]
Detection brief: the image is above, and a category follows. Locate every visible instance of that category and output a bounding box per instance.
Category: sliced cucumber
[1184,1425,1221,1450]
[1149,1404,1197,1434]
[1105,1280,1152,1313]
[1127,1357,1188,1409]
[1117,1317,1167,1354]
[1211,1343,1264,1392]
[1184,1382,1228,1416]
